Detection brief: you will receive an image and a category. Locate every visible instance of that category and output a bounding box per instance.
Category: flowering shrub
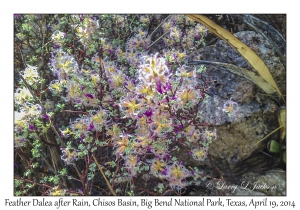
[14,14,238,196]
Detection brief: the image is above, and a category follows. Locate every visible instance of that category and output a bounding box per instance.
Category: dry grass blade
[254,125,283,147]
[278,107,286,142]
[240,15,286,67]
[186,14,283,100]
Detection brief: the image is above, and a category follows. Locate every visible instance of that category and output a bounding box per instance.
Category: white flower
[22,104,42,118]
[15,87,32,104]
[14,111,27,127]
[20,65,39,85]
[51,30,65,42]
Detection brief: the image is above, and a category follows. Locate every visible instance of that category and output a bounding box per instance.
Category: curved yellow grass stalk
[186,14,283,101]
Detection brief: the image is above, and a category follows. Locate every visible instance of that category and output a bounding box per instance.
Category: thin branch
[148,15,171,39]
[147,31,170,50]
[92,155,116,196]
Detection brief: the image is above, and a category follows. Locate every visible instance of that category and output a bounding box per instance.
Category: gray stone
[241,169,286,196]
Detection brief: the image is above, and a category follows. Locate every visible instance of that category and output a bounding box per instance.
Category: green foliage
[154,183,164,193]
[59,168,67,176]
[196,65,206,73]
[31,139,41,158]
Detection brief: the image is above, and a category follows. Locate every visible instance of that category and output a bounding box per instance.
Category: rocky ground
[179,15,286,196]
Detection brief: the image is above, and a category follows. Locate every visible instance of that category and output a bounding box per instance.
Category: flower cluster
[72,15,99,47]
[77,51,217,190]
[51,30,66,43]
[60,148,79,165]
[49,49,79,80]
[160,15,207,51]
[167,163,191,190]
[15,87,32,104]
[109,53,215,190]
[125,33,151,68]
[14,66,42,148]
[20,65,39,85]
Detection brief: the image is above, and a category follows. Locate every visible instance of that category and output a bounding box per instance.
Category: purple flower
[108,48,114,55]
[147,146,152,152]
[162,168,168,175]
[164,96,170,103]
[43,114,50,120]
[29,124,35,131]
[179,161,184,165]
[85,93,94,99]
[156,78,163,94]
[171,95,177,100]
[137,157,140,163]
[164,154,170,160]
[88,123,94,131]
[14,14,20,19]
[174,125,182,133]
[14,163,18,167]
[191,170,195,175]
[188,151,193,155]
[80,134,85,142]
[164,82,171,92]
[144,108,153,117]
[79,15,84,21]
